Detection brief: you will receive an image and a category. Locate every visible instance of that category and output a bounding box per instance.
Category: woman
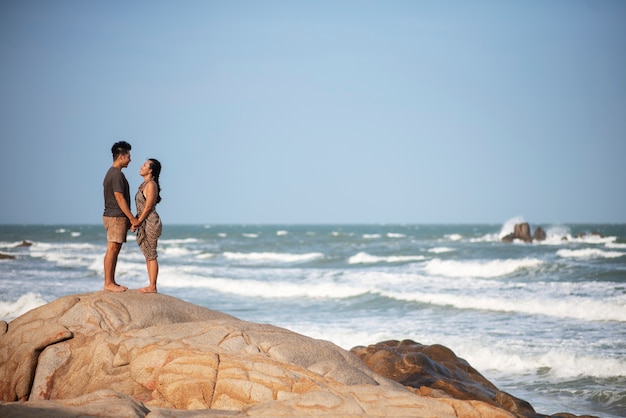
[133,158,163,293]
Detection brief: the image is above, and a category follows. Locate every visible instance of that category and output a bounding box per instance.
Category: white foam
[29,242,100,268]
[387,233,406,238]
[242,233,259,238]
[276,230,288,236]
[222,251,324,264]
[462,344,626,379]
[445,234,463,241]
[197,253,216,259]
[0,293,48,321]
[362,234,381,239]
[331,231,354,237]
[160,238,199,244]
[424,258,542,278]
[160,274,363,299]
[428,247,454,254]
[470,234,499,242]
[557,248,624,259]
[498,216,526,239]
[382,290,626,322]
[162,246,199,257]
[348,252,425,264]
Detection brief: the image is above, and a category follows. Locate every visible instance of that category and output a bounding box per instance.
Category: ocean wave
[0,241,28,249]
[222,251,324,264]
[424,258,542,278]
[428,247,455,254]
[382,290,626,322]
[161,246,201,257]
[197,252,216,259]
[31,242,97,251]
[464,344,626,379]
[557,249,624,259]
[0,293,47,321]
[445,234,463,241]
[331,231,354,237]
[159,238,200,244]
[348,252,426,264]
[160,275,363,299]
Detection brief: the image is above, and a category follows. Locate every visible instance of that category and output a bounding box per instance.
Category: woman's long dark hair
[148,158,162,204]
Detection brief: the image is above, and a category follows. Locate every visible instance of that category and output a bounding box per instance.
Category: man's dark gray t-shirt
[103,166,130,217]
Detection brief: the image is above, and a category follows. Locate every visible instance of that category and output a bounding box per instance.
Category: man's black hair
[111,141,131,160]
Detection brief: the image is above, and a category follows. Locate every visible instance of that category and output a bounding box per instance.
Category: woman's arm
[137,181,157,224]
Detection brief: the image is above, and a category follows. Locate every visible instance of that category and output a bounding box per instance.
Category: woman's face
[140,160,152,177]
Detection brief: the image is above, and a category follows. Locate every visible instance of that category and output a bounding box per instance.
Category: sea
[1,218,625,417]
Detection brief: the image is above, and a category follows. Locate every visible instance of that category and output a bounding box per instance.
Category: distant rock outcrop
[532,227,546,242]
[0,292,595,417]
[501,223,546,243]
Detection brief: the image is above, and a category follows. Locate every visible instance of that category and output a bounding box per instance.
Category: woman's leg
[139,258,159,293]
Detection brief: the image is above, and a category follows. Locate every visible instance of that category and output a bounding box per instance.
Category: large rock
[0,291,515,417]
[350,340,540,417]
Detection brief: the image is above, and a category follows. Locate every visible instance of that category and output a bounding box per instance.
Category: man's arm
[114,192,138,225]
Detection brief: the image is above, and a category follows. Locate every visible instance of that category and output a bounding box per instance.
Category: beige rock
[0,291,518,417]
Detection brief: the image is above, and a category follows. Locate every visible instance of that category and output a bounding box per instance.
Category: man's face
[120,152,131,168]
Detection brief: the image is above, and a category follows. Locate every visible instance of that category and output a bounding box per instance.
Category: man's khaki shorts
[103,216,130,243]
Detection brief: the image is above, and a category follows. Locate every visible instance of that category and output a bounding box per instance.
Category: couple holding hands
[102,141,162,294]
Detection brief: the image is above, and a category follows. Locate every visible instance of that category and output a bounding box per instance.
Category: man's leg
[104,241,127,292]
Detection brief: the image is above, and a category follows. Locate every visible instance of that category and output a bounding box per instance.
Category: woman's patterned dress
[135,180,162,260]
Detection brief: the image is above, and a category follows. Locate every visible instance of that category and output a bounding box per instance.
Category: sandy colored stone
[0,291,591,417]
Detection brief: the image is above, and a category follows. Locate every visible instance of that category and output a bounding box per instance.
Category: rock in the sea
[0,253,16,260]
[0,292,594,417]
[502,223,547,243]
[532,227,546,241]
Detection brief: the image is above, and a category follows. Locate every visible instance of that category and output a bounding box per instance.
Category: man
[102,141,138,292]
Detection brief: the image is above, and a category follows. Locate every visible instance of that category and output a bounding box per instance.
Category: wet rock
[532,227,546,241]
[502,223,545,243]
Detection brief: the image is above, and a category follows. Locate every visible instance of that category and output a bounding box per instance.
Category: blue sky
[1,0,624,224]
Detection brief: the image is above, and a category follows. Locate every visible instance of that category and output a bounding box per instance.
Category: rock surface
[351,340,542,417]
[0,292,594,417]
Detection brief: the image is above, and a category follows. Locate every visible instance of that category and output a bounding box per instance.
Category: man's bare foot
[104,283,128,292]
[139,286,157,294]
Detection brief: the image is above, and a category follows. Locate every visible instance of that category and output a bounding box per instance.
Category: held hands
[130,216,140,233]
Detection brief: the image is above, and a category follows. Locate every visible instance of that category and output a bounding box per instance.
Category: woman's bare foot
[104,283,128,292]
[139,286,157,294]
